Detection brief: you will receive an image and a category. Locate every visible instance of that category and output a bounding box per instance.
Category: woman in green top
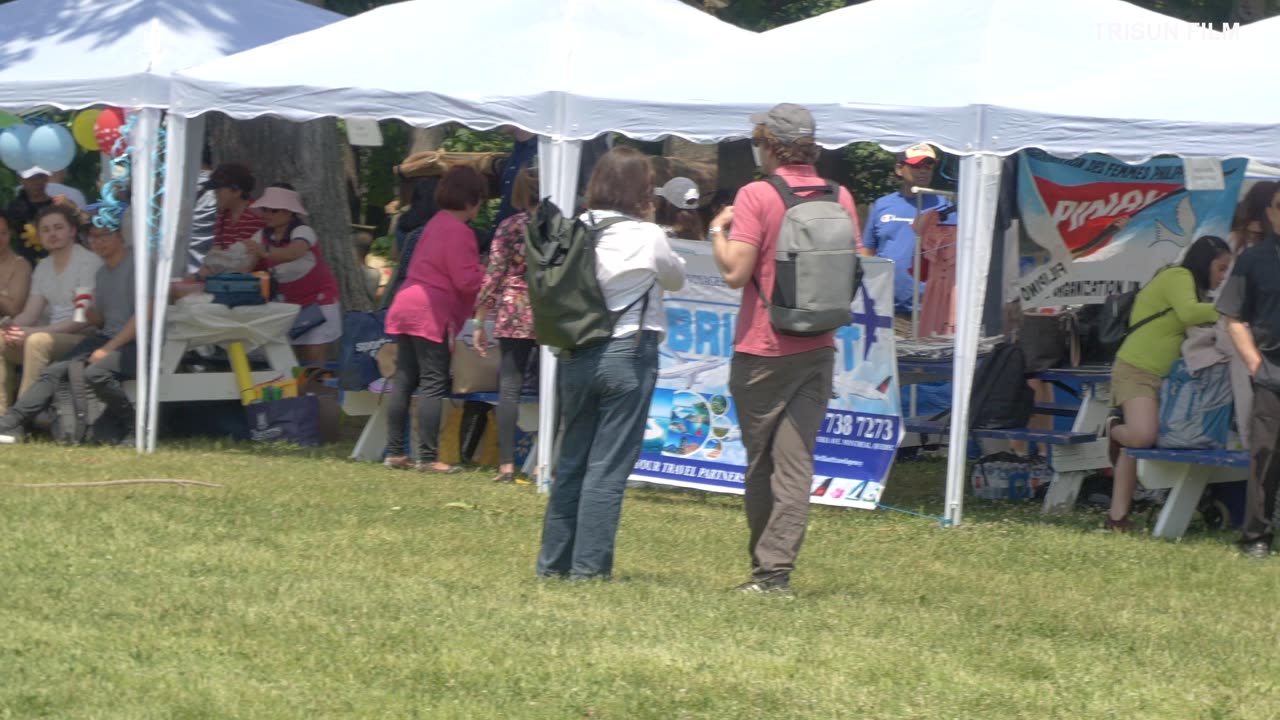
[1105,235,1232,531]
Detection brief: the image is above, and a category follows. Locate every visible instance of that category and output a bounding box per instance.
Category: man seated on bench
[0,221,135,445]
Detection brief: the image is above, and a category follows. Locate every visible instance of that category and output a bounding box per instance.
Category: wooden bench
[1125,447,1249,540]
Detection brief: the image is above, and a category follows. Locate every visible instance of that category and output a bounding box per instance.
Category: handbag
[288,303,327,340]
[451,319,500,394]
[245,395,322,447]
[1019,312,1073,372]
[338,309,393,390]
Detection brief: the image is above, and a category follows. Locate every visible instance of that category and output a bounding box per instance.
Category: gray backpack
[752,175,861,336]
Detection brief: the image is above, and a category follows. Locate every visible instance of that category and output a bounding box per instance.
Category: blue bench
[904,418,1096,445]
[1124,447,1250,539]
[1125,447,1249,468]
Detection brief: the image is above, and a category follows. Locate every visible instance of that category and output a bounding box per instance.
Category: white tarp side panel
[164,114,208,280]
[129,108,160,453]
[562,95,981,152]
[0,0,341,109]
[172,80,558,132]
[1247,160,1280,178]
[534,137,582,494]
[980,108,1280,166]
[169,0,751,134]
[148,112,202,452]
[944,154,1002,527]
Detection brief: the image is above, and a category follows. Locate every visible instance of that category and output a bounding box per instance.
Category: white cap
[655,177,700,210]
[19,166,50,179]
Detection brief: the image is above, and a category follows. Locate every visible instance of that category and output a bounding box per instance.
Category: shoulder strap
[586,212,630,235]
[765,174,835,210]
[1128,307,1172,336]
[1126,267,1176,336]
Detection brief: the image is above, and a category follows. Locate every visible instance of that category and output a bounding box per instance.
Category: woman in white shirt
[0,205,100,413]
[537,148,686,581]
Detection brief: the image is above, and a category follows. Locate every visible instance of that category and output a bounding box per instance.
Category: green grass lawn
[3,442,1279,719]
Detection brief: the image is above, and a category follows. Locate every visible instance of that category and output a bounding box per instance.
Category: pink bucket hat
[252,187,309,217]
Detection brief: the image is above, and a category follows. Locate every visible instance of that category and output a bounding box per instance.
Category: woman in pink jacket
[383,167,487,473]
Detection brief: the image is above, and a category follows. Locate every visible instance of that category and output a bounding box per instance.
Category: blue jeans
[536,332,659,579]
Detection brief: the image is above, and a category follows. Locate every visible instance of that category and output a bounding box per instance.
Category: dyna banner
[628,244,902,510]
[1016,149,1246,306]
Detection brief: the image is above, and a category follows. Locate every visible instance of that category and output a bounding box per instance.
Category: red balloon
[94,107,128,157]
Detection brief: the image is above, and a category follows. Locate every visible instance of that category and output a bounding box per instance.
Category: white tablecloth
[166,302,301,353]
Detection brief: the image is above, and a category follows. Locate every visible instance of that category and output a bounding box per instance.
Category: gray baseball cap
[655,177,700,210]
[749,103,816,143]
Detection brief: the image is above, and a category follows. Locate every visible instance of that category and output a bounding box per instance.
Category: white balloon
[26,124,77,173]
[0,124,33,171]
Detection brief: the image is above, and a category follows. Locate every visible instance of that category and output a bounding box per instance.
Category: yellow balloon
[72,109,102,151]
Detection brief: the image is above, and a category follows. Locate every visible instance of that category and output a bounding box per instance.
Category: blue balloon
[26,124,76,173]
[0,124,33,171]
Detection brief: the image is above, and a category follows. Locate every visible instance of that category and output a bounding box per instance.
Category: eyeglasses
[260,207,290,214]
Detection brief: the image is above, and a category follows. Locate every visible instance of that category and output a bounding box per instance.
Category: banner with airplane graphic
[629,243,901,510]
[1016,150,1246,306]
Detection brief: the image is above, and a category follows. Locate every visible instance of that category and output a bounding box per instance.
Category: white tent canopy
[165,0,1270,524]
[589,0,1280,163]
[565,0,1267,525]
[0,0,343,454]
[169,0,753,134]
[0,0,341,109]
[164,0,754,479]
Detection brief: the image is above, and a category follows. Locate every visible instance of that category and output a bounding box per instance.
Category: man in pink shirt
[708,103,860,595]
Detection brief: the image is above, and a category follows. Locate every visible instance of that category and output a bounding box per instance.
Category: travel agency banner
[629,244,901,510]
[1016,149,1246,306]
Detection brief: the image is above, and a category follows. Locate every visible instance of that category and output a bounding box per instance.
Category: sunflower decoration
[21,223,42,253]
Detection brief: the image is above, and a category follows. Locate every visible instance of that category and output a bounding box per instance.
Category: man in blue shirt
[861,143,947,328]
[494,127,539,227]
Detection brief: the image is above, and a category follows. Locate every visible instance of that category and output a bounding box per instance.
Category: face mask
[750,143,763,168]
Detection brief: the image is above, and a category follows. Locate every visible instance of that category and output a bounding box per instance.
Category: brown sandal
[383,455,415,470]
[1104,513,1136,533]
[418,464,464,475]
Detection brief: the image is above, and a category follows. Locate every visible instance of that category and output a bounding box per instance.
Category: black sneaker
[735,576,793,597]
[0,424,24,444]
[1240,540,1271,559]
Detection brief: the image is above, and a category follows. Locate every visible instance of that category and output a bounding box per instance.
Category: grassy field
[3,441,1280,719]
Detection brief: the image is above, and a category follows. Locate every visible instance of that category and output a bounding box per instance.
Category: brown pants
[0,332,84,414]
[730,348,835,582]
[1242,382,1280,545]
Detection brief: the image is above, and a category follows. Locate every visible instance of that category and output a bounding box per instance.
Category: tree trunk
[209,114,373,311]
[409,126,445,155]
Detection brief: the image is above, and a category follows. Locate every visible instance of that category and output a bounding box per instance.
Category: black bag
[48,359,122,445]
[1019,313,1072,372]
[245,395,322,447]
[206,272,265,308]
[970,343,1035,429]
[1094,279,1172,361]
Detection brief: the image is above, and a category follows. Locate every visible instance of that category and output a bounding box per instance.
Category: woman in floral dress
[473,168,539,483]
